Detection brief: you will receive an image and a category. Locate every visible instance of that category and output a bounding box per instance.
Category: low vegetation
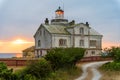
[45,48,85,70]
[100,46,120,71]
[100,46,120,80]
[0,62,17,80]
[0,48,85,80]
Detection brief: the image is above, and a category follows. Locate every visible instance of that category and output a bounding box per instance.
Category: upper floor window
[80,40,84,47]
[59,39,67,46]
[39,30,42,36]
[38,40,41,47]
[44,30,45,35]
[80,27,84,34]
[90,40,96,47]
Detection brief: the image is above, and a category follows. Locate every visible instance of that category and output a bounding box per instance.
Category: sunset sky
[0,0,120,53]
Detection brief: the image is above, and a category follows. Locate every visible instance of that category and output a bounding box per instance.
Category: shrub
[19,58,52,79]
[0,62,17,80]
[103,47,120,61]
[45,48,85,70]
[23,74,38,80]
[101,62,120,71]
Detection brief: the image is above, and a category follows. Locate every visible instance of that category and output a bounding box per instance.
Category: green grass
[46,67,82,80]
[13,66,82,80]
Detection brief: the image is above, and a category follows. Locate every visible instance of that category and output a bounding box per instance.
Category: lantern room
[55,7,64,19]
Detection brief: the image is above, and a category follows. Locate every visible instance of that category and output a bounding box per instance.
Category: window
[38,40,41,47]
[80,40,84,47]
[80,27,84,34]
[91,51,95,55]
[39,30,42,35]
[44,30,45,35]
[59,39,67,46]
[86,51,88,55]
[90,40,96,47]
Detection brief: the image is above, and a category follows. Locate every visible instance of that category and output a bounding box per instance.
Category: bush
[0,47,85,80]
[101,62,120,71]
[101,47,120,71]
[103,47,120,61]
[19,58,52,79]
[0,62,17,80]
[45,48,85,70]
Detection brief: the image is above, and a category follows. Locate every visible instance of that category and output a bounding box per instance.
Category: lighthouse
[34,6,103,58]
[51,7,68,25]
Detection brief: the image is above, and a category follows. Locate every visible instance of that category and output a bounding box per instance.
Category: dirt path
[75,61,109,80]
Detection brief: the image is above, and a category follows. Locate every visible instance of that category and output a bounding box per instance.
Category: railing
[0,58,37,66]
[0,57,112,66]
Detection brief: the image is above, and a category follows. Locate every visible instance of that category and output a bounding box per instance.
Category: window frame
[38,40,41,47]
[89,40,96,47]
[91,51,95,55]
[80,27,84,34]
[59,39,67,46]
[80,40,84,47]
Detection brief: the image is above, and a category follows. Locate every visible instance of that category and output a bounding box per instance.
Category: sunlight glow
[12,39,30,44]
[0,38,34,53]
[0,42,2,45]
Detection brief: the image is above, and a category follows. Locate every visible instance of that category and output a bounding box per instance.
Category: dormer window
[80,27,84,34]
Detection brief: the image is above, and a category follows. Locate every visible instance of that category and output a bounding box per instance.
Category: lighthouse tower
[55,6,64,19]
[51,7,68,24]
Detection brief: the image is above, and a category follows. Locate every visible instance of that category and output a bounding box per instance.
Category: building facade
[34,7,103,58]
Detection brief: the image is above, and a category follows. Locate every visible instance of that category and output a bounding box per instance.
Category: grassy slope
[99,69,120,80]
[47,67,82,80]
[8,66,82,80]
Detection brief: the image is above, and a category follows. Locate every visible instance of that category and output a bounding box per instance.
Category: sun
[12,39,27,44]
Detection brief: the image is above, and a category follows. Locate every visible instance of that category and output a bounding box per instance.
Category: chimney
[86,22,89,27]
[69,20,75,25]
[45,18,49,24]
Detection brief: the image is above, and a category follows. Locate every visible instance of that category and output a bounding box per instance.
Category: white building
[34,7,103,58]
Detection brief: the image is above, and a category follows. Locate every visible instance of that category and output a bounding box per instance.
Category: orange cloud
[102,41,120,49]
[0,39,34,53]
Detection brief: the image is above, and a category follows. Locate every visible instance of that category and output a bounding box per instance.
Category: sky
[0,0,120,53]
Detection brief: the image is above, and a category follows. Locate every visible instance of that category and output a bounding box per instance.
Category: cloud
[103,41,120,49]
[0,40,34,53]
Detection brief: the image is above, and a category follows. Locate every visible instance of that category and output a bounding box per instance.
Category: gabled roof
[34,24,70,37]
[23,46,35,52]
[34,23,102,37]
[66,23,88,28]
[43,24,70,34]
[90,28,102,36]
[67,23,102,36]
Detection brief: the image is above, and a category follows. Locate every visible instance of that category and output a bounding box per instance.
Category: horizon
[0,0,120,53]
